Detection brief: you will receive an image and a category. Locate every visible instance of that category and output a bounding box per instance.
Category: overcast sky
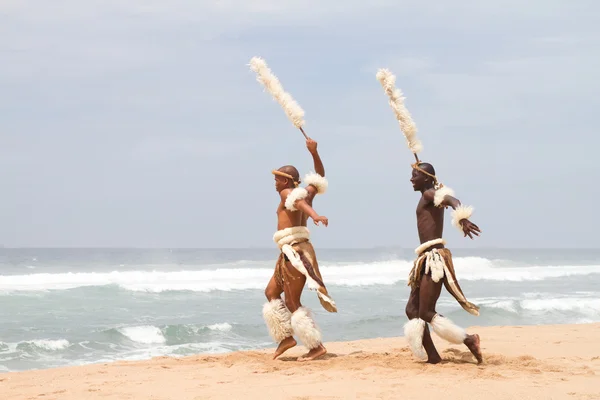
[1,1,598,249]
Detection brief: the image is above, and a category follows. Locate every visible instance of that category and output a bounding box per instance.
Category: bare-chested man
[404,162,483,364]
[262,138,337,361]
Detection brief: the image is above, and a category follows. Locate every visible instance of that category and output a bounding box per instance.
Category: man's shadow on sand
[277,353,339,362]
[440,348,484,365]
[276,349,483,365]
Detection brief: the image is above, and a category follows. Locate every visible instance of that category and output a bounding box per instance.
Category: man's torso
[416,195,445,248]
[276,191,316,230]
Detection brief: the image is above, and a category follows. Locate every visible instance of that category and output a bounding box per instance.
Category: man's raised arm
[306,138,324,177]
[303,138,329,200]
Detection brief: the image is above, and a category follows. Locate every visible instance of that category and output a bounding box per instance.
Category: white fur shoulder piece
[303,172,328,195]
[451,205,474,231]
[284,187,308,211]
[434,186,455,207]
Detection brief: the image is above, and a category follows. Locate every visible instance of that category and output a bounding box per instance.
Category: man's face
[274,175,289,192]
[410,168,428,191]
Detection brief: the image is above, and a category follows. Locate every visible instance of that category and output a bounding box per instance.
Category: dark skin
[265,138,328,361]
[405,163,483,364]
[301,138,324,225]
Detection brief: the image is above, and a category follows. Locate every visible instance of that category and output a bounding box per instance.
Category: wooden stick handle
[298,127,309,140]
[413,153,420,163]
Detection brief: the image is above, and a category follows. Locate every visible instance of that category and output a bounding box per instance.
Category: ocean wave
[14,339,71,353]
[469,296,600,315]
[1,258,599,293]
[521,298,600,312]
[0,322,263,372]
[107,323,236,346]
[206,323,232,332]
[0,323,237,357]
[114,324,231,345]
[119,326,166,344]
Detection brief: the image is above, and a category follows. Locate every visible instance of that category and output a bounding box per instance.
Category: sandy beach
[1,323,599,400]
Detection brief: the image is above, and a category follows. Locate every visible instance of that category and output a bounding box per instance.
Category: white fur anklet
[403,318,427,360]
[291,307,322,350]
[262,299,293,342]
[430,314,467,344]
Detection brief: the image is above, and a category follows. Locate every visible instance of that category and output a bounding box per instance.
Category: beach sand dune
[1,323,599,399]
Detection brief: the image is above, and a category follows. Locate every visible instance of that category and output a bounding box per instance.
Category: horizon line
[1,246,599,251]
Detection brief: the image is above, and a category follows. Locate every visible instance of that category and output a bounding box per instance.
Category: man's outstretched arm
[280,188,328,226]
[295,199,329,226]
[424,188,481,239]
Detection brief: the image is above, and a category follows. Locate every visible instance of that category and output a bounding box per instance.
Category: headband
[411,162,444,189]
[272,170,300,187]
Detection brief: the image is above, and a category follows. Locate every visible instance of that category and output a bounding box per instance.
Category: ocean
[1,247,599,373]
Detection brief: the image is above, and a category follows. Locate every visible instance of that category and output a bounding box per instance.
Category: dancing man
[404,162,483,364]
[262,138,337,361]
[375,68,482,364]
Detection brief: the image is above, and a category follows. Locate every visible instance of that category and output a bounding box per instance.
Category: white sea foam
[481,299,520,313]
[27,339,70,351]
[521,298,600,313]
[445,295,600,316]
[119,326,166,344]
[207,323,232,332]
[1,257,599,293]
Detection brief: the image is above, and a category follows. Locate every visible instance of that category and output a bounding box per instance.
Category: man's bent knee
[265,287,280,301]
[418,310,436,323]
[405,305,418,320]
[285,298,300,313]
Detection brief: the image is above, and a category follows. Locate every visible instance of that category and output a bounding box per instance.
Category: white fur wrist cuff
[434,186,455,207]
[285,187,308,211]
[303,172,328,195]
[451,205,474,231]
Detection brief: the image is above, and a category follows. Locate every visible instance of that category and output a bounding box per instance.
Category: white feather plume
[376,68,423,154]
[249,56,305,128]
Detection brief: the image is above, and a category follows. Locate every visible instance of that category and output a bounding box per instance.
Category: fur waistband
[414,238,446,255]
[273,226,310,249]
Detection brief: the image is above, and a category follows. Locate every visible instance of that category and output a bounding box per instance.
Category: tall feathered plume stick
[376,68,422,162]
[249,56,309,139]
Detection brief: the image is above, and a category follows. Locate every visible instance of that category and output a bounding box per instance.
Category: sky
[1,1,598,249]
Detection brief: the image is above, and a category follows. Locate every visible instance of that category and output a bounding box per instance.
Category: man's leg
[420,274,483,364]
[405,285,441,364]
[283,260,326,361]
[416,274,444,363]
[263,273,296,359]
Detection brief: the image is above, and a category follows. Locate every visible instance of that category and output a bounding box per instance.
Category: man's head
[272,165,300,192]
[410,162,437,192]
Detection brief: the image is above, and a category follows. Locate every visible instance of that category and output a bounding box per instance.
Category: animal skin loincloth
[408,240,479,316]
[273,227,337,313]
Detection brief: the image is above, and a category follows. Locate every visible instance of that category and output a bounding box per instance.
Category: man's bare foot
[426,355,442,364]
[273,337,296,360]
[464,334,483,364]
[297,344,327,361]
